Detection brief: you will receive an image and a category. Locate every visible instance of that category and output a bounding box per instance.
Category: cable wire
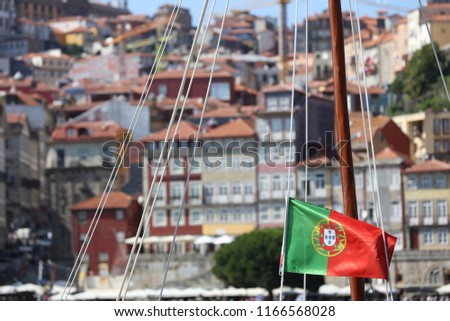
[60,0,182,300]
[279,0,301,302]
[116,0,210,301]
[159,0,230,300]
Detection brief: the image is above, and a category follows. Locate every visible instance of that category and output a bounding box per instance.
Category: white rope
[279,0,300,302]
[353,0,394,301]
[116,0,210,301]
[60,0,182,300]
[302,0,309,301]
[418,0,450,104]
[159,0,229,300]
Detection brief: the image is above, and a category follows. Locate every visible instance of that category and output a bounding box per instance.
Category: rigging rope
[418,0,450,105]
[117,0,211,301]
[279,0,302,302]
[352,0,394,301]
[60,0,182,300]
[159,0,230,300]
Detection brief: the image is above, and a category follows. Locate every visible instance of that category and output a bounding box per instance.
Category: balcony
[409,217,419,226]
[232,195,243,203]
[244,194,255,203]
[424,217,434,226]
[438,216,448,225]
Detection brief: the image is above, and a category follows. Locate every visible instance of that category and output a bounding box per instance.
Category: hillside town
[0,0,450,301]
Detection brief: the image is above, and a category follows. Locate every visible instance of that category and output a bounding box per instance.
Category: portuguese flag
[284,198,397,280]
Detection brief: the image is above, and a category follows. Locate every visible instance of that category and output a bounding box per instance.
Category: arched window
[429,268,441,285]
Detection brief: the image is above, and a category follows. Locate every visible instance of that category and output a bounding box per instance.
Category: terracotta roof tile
[203,118,256,139]
[262,83,304,94]
[191,107,239,119]
[375,147,411,163]
[140,121,198,141]
[349,112,391,144]
[51,121,126,142]
[71,191,133,210]
[6,113,28,125]
[404,159,450,174]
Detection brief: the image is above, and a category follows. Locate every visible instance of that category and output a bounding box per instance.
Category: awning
[124,235,197,245]
[193,235,215,245]
[213,235,235,245]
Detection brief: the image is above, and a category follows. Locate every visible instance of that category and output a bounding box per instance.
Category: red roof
[404,159,450,174]
[203,118,255,139]
[375,147,411,164]
[70,191,134,211]
[6,113,28,125]
[262,83,304,94]
[51,121,126,142]
[140,121,198,141]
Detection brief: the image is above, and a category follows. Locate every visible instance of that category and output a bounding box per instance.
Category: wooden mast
[328,0,365,301]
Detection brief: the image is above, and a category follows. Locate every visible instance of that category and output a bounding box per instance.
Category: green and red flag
[284,198,397,280]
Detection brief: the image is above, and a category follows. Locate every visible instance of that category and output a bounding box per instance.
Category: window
[424,229,433,245]
[233,209,242,222]
[443,118,449,134]
[219,184,228,196]
[332,171,341,188]
[273,206,283,222]
[437,200,448,221]
[206,210,215,223]
[189,184,200,200]
[171,184,182,200]
[434,119,441,135]
[421,175,432,189]
[232,183,241,195]
[315,173,326,189]
[367,203,374,221]
[390,170,400,188]
[171,210,185,226]
[154,211,167,227]
[189,210,202,225]
[158,84,167,97]
[204,185,213,197]
[355,171,363,188]
[267,97,277,110]
[408,201,418,218]
[78,211,88,225]
[443,140,449,152]
[56,149,65,167]
[98,252,109,262]
[259,175,269,191]
[116,231,125,243]
[210,82,231,100]
[67,128,76,137]
[244,183,253,195]
[435,140,442,152]
[407,175,417,189]
[423,200,433,219]
[260,207,269,222]
[220,209,228,222]
[116,210,124,221]
[272,118,282,133]
[436,175,447,188]
[273,175,281,191]
[438,228,448,245]
[170,159,184,175]
[245,209,254,222]
[391,202,400,220]
[279,96,290,109]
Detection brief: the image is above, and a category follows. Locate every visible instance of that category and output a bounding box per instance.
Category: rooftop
[140,121,198,142]
[403,158,450,174]
[51,121,126,142]
[203,118,256,139]
[71,191,134,211]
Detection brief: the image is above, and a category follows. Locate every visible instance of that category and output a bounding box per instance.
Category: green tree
[404,43,448,100]
[212,228,323,300]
